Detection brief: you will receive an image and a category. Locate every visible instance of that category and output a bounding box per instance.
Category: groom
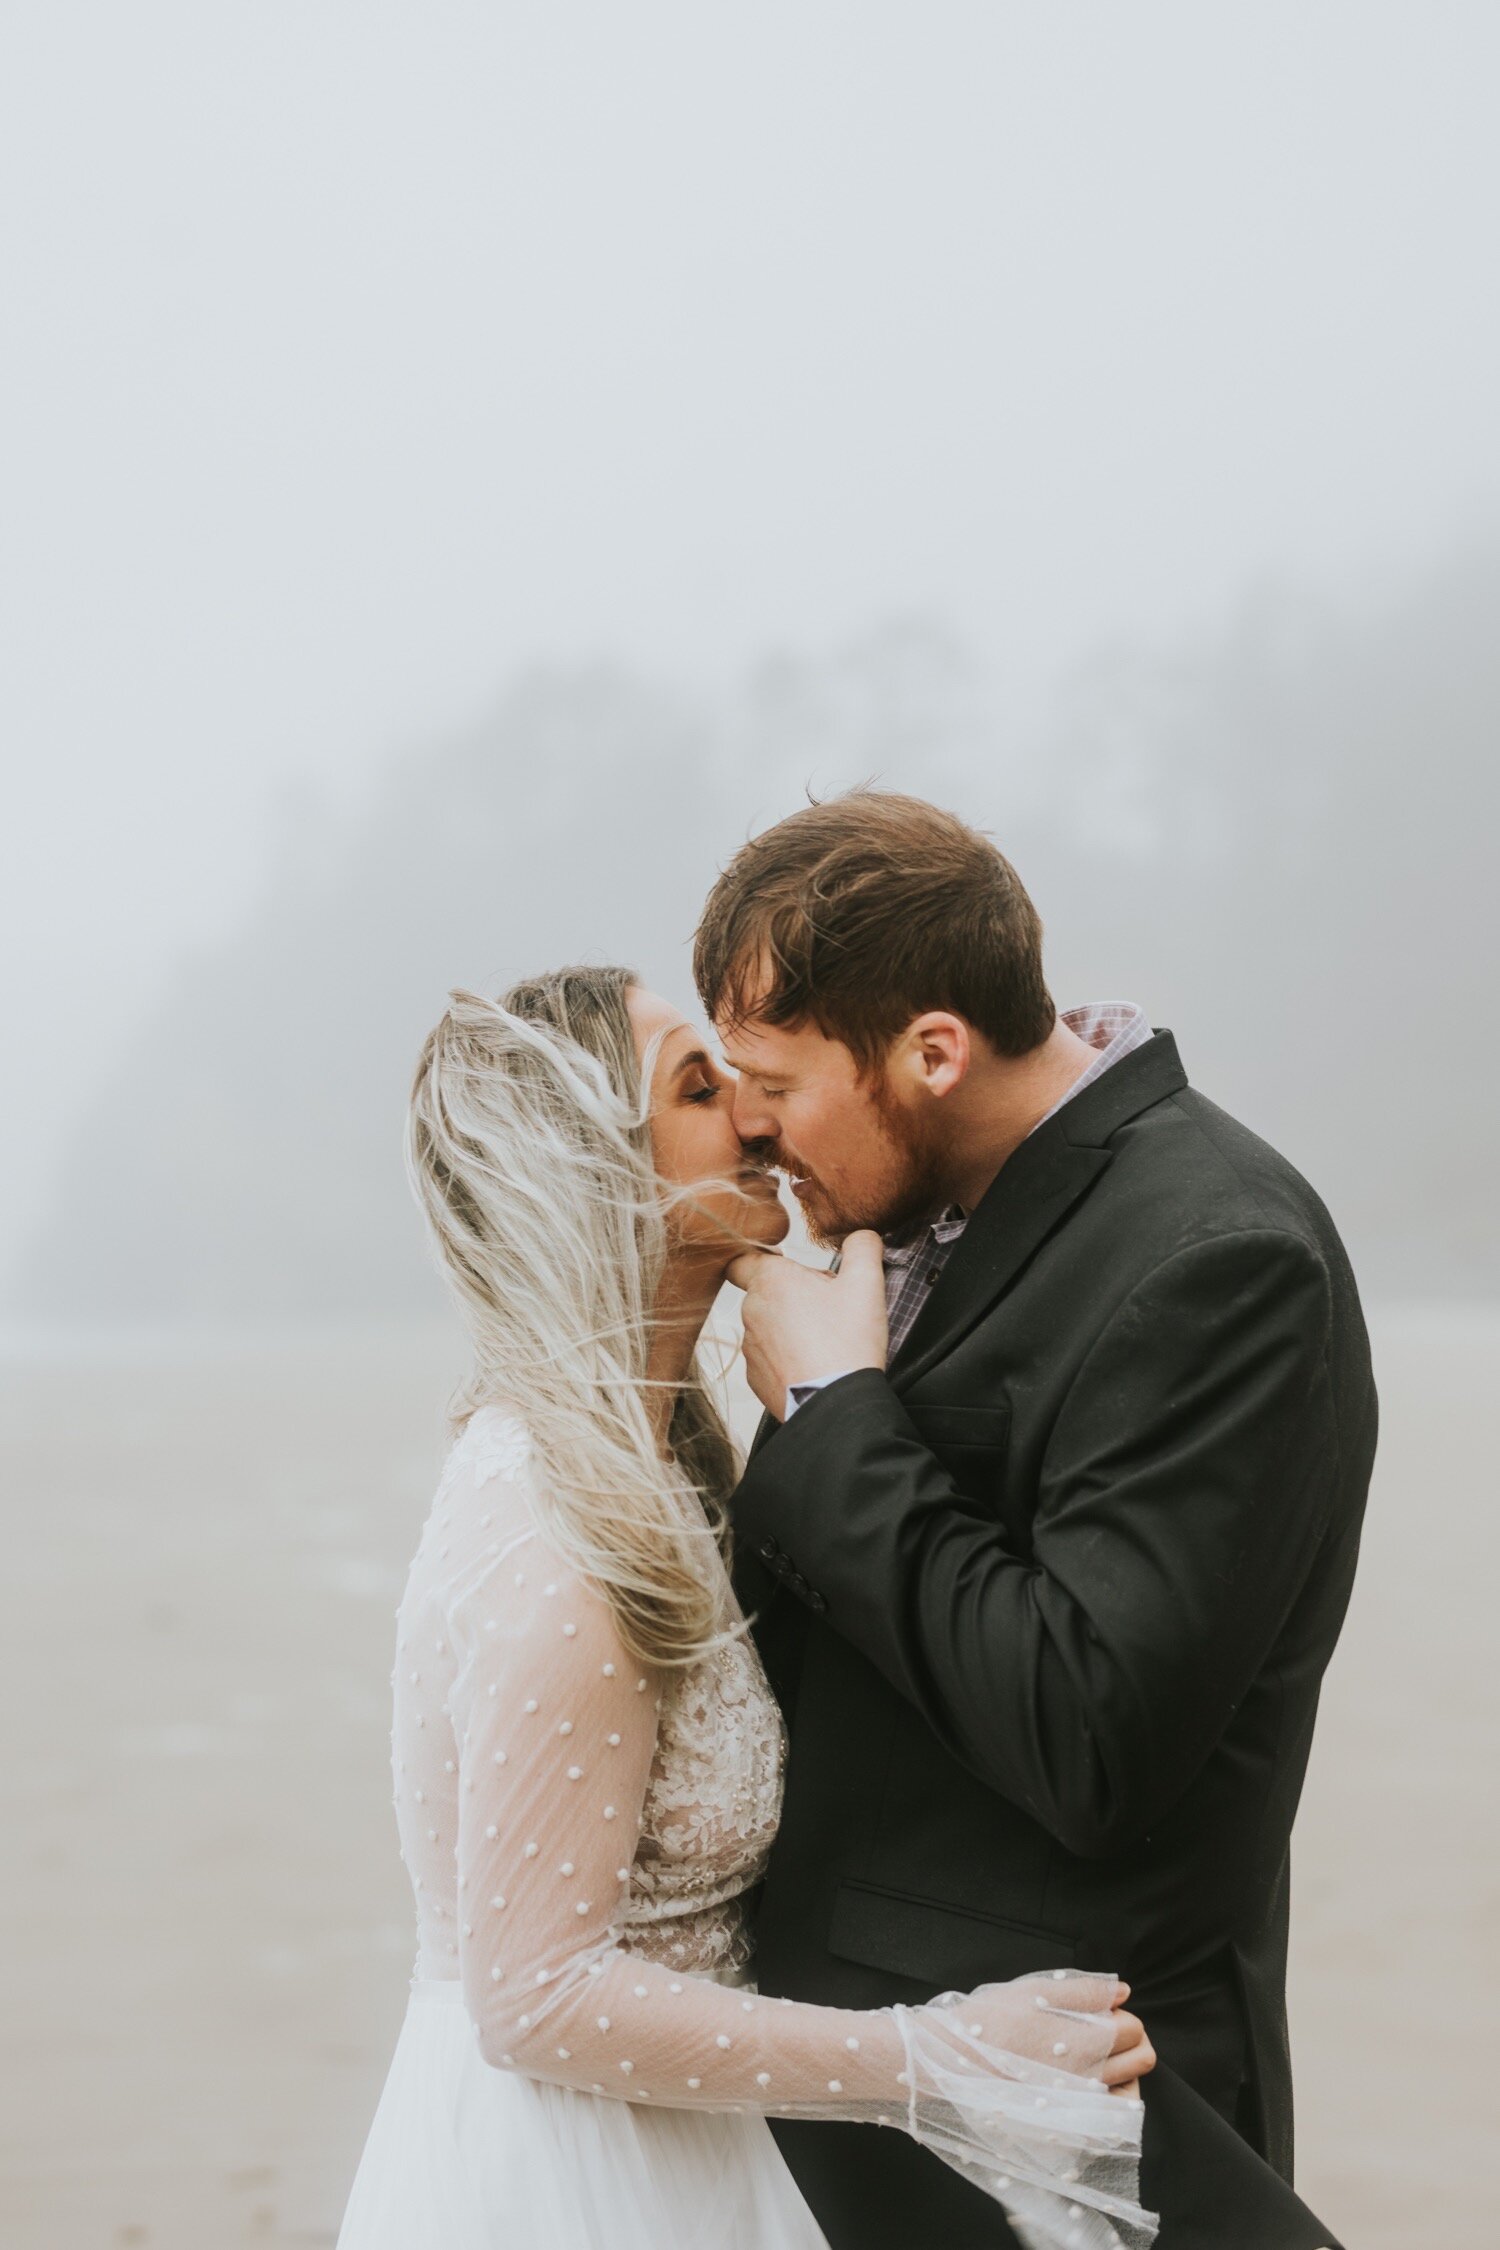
[699,790,1374,2250]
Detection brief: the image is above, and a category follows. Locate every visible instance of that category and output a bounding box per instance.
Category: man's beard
[789,1074,954,1247]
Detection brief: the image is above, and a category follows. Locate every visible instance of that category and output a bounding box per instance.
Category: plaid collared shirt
[878,1002,1153,1360]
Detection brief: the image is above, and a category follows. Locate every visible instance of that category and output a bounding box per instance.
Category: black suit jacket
[732,1032,1374,2249]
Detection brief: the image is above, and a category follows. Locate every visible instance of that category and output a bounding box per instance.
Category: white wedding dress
[336,1407,1154,2250]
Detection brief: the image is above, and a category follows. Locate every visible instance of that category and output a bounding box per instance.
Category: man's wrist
[784,1368,862,1421]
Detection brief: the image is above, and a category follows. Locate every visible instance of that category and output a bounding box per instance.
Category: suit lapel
[888,1137,1110,1387]
[747,1409,778,1465]
[888,1029,1187,1391]
[735,1409,789,1633]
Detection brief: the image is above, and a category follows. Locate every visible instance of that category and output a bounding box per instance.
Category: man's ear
[906,1012,970,1099]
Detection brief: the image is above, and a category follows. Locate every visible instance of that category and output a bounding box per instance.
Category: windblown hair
[694,788,1055,1069]
[406,964,740,1671]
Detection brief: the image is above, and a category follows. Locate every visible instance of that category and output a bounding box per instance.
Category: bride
[335,965,1158,2250]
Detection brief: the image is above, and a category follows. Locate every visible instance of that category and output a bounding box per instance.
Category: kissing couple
[337,791,1372,2250]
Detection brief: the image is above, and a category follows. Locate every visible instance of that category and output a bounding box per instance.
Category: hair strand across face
[406,965,740,1671]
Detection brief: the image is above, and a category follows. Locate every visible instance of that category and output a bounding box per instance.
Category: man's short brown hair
[693,789,1055,1068]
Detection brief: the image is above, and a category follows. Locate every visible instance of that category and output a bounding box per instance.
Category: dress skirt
[336,1978,832,2250]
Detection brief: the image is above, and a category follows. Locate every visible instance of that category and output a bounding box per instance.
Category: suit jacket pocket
[827,1876,1082,1994]
[902,1401,1027,1547]
[902,1401,1012,1451]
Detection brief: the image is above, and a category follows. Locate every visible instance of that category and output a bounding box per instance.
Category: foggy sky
[4,3,1499,1288]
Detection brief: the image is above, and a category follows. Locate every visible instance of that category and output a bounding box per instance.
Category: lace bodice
[386,1406,1153,2250]
[627,1629,784,1980]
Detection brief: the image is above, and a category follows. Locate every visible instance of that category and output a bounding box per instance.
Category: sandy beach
[0,1305,1493,2249]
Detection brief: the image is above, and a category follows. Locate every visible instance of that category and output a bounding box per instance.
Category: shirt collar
[1032,1001,1153,1130]
[882,1202,967,1266]
[1056,1000,1152,1065]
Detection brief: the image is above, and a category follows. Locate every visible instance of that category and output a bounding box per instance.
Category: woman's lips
[737,1165,782,1197]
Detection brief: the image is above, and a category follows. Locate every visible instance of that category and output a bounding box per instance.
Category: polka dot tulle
[387,1407,1155,2250]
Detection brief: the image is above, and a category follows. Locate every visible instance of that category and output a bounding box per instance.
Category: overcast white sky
[3,2,1498,1276]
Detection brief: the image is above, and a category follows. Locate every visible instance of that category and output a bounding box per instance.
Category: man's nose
[731,1082,777,1149]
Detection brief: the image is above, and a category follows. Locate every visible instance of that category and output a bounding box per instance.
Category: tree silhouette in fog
[15,555,1497,1318]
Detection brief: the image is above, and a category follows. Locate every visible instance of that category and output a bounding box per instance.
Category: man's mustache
[734,1133,819,1194]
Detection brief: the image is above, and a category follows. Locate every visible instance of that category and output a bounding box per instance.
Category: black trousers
[770,2069,1343,2250]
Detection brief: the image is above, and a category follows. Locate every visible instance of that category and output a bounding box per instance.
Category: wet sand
[0,1307,1492,2248]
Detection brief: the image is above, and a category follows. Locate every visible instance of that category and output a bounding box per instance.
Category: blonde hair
[406,965,741,1669]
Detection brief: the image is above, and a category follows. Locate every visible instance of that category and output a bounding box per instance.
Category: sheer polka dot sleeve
[432,1426,1154,2250]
